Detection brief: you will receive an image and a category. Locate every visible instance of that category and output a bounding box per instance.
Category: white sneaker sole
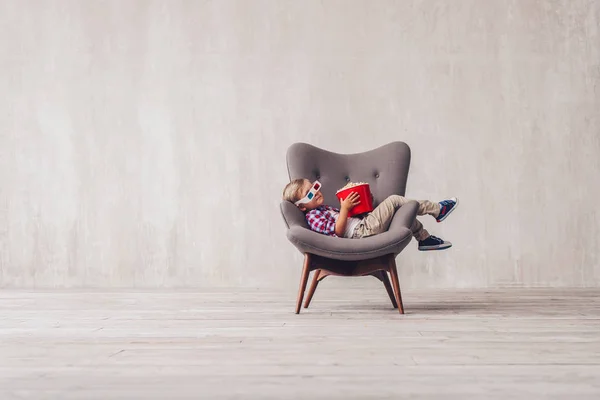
[437,197,459,223]
[418,241,453,251]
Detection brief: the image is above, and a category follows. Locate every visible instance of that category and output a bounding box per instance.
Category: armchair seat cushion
[281,199,418,261]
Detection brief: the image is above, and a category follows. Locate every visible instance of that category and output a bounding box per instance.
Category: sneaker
[418,235,452,251]
[436,197,459,223]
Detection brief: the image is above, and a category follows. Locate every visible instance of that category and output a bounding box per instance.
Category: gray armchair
[280,142,419,314]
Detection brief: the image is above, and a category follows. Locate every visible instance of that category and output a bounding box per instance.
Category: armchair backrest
[280,142,411,229]
[287,142,411,206]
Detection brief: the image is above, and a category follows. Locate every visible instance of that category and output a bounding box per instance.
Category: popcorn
[336,181,369,194]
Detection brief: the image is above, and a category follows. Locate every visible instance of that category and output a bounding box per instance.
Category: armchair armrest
[280,201,309,229]
[387,199,419,231]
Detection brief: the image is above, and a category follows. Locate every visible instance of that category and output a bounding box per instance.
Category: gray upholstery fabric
[280,142,418,261]
[286,142,412,206]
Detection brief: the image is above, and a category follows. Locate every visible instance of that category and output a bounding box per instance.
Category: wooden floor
[1,287,600,399]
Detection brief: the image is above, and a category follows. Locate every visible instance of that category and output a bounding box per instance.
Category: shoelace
[429,235,443,243]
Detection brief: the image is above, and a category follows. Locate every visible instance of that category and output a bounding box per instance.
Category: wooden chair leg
[379,271,398,309]
[304,269,322,309]
[388,256,404,314]
[295,254,311,314]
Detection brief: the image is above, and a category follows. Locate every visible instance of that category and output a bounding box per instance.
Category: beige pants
[352,195,440,241]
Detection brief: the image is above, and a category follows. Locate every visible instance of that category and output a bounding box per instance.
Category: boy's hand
[341,192,361,211]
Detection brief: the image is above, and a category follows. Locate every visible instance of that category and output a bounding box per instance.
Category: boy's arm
[334,207,350,237]
[335,193,361,236]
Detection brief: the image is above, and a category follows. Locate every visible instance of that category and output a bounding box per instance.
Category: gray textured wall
[1,0,599,288]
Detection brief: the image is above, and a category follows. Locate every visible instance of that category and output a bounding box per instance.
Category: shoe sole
[418,242,453,251]
[437,197,459,223]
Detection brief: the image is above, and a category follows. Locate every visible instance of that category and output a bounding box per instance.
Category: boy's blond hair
[282,178,307,203]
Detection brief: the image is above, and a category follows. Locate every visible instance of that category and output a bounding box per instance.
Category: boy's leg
[416,199,441,218]
[366,195,441,218]
[409,219,431,241]
[354,195,432,239]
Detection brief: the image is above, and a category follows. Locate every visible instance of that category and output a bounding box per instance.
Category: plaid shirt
[305,205,340,237]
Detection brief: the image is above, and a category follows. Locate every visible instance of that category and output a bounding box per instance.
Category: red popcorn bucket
[336,183,374,217]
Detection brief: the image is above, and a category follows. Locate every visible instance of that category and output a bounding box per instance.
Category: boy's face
[297,180,324,211]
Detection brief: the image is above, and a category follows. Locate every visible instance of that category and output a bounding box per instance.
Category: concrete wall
[1,0,599,288]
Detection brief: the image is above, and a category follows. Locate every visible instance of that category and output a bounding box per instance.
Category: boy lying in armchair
[282,179,458,251]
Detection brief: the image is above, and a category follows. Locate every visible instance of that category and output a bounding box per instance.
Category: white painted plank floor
[1,287,600,399]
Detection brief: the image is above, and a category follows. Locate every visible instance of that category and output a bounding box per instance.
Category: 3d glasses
[295,181,322,206]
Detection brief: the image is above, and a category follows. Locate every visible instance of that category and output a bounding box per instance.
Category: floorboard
[1,288,599,399]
